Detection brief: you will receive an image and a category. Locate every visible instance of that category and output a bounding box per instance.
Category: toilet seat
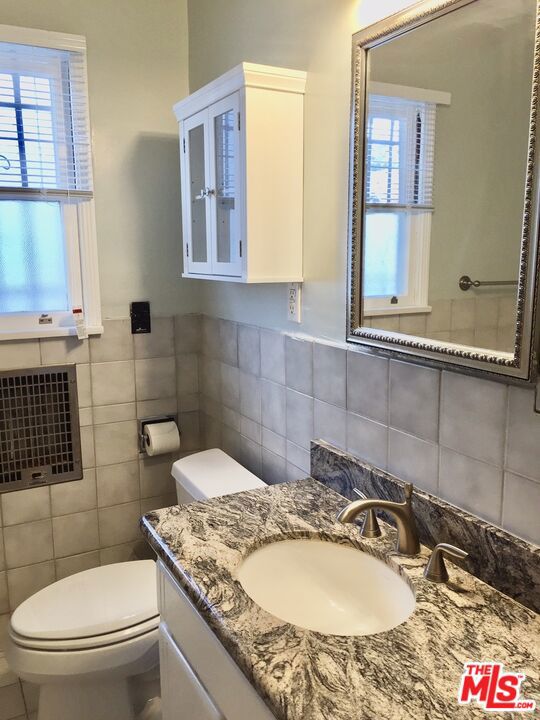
[6,624,159,683]
[6,561,160,685]
[10,614,159,651]
[10,560,158,646]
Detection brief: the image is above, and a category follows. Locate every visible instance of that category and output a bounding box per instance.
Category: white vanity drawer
[158,560,276,720]
[159,625,224,720]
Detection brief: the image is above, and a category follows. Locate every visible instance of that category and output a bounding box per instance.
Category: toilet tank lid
[172,448,265,501]
[10,560,158,641]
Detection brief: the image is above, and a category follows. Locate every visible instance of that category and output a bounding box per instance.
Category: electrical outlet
[288,282,302,323]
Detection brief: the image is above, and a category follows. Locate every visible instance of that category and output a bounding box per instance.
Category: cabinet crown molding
[173,62,307,121]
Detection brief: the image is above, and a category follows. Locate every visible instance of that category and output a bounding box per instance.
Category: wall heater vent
[0,365,82,493]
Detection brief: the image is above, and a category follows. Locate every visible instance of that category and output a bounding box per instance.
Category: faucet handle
[424,543,468,584]
[352,488,382,538]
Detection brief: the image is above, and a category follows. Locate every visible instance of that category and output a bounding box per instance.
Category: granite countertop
[141,478,540,720]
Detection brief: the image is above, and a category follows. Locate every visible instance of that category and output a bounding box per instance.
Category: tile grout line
[499,386,512,527]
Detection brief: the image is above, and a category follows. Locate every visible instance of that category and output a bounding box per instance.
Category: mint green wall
[187,0,533,332]
[187,0,361,340]
[369,0,533,301]
[0,0,197,319]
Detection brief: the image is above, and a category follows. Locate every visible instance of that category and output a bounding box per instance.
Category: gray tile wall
[0,311,538,718]
[198,315,540,547]
[0,315,202,628]
[0,309,538,699]
[365,295,517,352]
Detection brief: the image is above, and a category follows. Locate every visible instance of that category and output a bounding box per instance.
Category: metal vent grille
[0,365,82,493]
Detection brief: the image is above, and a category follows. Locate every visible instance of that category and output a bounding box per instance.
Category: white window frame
[364,208,432,316]
[363,82,450,317]
[0,24,101,340]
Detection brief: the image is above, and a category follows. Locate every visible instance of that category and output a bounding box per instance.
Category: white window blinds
[0,40,93,196]
[365,94,436,208]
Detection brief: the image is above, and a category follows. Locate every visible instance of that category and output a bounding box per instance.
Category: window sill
[364,305,432,318]
[0,325,103,341]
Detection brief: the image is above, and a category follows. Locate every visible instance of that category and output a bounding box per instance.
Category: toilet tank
[172,449,265,504]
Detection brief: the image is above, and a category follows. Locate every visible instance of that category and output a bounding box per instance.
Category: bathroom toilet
[6,448,264,720]
[5,560,160,720]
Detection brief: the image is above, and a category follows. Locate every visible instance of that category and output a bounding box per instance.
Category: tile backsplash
[197,314,540,547]
[310,440,540,613]
[365,293,517,353]
[0,311,538,631]
[0,315,201,626]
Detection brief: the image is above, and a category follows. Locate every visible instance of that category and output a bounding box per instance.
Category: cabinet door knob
[194,188,215,200]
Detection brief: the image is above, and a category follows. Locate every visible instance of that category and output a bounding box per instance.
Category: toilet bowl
[6,449,265,720]
[6,560,160,720]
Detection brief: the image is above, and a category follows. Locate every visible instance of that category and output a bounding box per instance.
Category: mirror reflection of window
[363,88,439,316]
[349,0,539,377]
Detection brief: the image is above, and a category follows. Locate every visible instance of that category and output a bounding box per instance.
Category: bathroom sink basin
[237,539,415,636]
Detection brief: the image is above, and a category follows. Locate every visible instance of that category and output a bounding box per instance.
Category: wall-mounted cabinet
[174,63,306,283]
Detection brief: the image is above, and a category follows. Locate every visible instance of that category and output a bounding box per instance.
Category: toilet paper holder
[138,415,178,454]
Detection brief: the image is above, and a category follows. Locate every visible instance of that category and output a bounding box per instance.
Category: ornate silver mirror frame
[347,0,540,383]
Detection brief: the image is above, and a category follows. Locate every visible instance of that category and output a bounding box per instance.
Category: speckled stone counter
[141,478,540,720]
[311,440,540,613]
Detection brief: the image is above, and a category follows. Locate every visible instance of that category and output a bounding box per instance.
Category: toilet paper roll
[144,421,180,456]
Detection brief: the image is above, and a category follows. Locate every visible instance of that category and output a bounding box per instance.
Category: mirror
[348,0,540,383]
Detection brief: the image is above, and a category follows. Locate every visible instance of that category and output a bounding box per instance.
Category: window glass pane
[366,114,403,203]
[0,43,92,192]
[364,211,408,298]
[0,73,14,103]
[366,95,436,206]
[370,117,392,141]
[25,140,56,187]
[19,75,52,107]
[21,109,54,141]
[0,200,69,313]
[0,138,22,185]
[368,169,390,203]
[370,142,390,166]
[0,106,17,138]
[22,109,56,188]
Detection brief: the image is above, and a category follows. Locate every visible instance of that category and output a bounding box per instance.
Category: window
[363,84,446,316]
[0,25,100,339]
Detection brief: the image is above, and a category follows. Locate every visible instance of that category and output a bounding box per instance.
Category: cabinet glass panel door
[209,93,242,276]
[183,109,212,274]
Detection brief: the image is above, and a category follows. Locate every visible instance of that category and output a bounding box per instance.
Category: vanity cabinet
[157,561,276,720]
[159,626,223,720]
[174,63,306,283]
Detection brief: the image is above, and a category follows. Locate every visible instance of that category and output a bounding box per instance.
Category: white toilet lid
[172,448,265,501]
[11,560,158,641]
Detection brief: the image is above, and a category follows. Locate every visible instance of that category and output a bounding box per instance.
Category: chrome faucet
[337,483,420,555]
